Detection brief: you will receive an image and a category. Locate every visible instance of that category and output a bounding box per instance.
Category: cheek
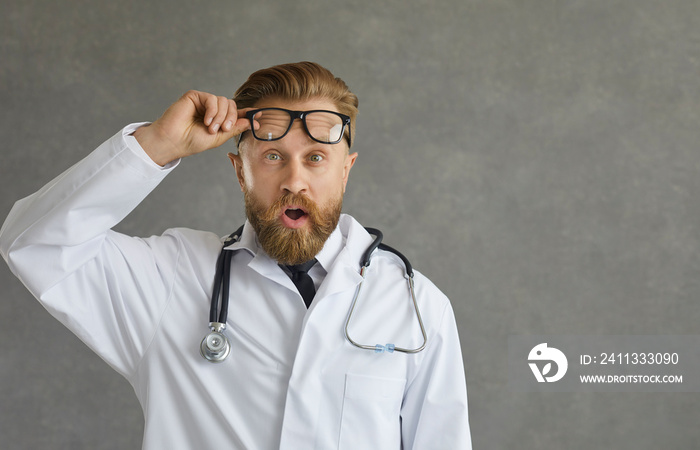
[240,159,263,192]
[334,165,351,192]
[317,172,348,199]
[243,169,281,204]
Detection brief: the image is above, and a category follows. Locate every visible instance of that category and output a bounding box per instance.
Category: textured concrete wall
[2,1,699,448]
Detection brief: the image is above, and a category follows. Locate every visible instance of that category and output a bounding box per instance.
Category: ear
[341,152,358,192]
[228,152,246,191]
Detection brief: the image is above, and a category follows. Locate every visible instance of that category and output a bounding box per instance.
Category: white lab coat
[0,125,472,449]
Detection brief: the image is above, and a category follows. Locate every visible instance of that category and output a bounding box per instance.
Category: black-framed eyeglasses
[242,108,352,147]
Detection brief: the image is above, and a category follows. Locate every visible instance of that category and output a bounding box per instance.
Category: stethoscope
[200,225,428,363]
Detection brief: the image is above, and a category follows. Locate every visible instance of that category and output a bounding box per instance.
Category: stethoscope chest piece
[200,322,231,363]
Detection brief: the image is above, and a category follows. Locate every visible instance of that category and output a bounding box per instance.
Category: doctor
[0,62,471,449]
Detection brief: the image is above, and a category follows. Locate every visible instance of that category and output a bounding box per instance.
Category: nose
[280,156,308,195]
[278,126,314,195]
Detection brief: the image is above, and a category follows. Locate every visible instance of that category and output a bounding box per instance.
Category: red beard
[244,190,342,265]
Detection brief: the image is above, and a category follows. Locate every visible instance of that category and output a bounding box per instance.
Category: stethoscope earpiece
[200,322,231,363]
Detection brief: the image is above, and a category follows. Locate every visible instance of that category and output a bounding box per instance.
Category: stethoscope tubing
[209,225,244,324]
[202,225,427,362]
[345,229,427,354]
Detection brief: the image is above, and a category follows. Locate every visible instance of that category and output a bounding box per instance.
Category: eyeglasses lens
[305,112,344,143]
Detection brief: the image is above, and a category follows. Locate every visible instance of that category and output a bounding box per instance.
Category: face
[229,97,358,265]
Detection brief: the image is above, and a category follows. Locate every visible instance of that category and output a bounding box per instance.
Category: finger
[246,109,260,131]
[226,108,256,136]
[244,108,261,130]
[205,96,228,134]
[202,94,220,128]
[207,109,252,148]
[221,99,240,132]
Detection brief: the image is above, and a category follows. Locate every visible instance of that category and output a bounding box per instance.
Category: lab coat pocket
[338,373,405,449]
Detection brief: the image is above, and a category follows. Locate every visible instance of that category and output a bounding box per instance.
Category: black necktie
[286,259,317,308]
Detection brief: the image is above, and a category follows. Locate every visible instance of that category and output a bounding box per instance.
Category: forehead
[253,96,339,113]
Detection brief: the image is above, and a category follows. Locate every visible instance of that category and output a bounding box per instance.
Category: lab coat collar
[313,215,374,302]
[221,220,257,255]
[222,221,292,290]
[333,214,376,271]
[313,224,342,274]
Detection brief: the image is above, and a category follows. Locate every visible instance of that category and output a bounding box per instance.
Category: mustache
[261,192,322,223]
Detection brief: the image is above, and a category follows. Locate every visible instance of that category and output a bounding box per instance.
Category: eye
[265,153,281,161]
[309,154,324,163]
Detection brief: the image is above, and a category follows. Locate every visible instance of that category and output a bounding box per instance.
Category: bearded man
[0,62,472,449]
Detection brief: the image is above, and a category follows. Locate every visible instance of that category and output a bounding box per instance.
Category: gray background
[1,0,699,448]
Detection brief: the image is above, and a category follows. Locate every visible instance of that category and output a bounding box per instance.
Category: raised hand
[133,90,252,166]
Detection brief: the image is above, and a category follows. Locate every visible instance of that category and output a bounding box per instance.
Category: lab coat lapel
[313,249,362,302]
[312,215,374,304]
[248,252,300,295]
[278,217,377,448]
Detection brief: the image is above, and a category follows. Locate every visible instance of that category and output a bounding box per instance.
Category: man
[0,62,471,449]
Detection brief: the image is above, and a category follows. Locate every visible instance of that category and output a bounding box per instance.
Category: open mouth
[280,206,310,229]
[284,208,307,221]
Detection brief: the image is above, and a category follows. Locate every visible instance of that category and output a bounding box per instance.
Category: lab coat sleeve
[400,293,472,449]
[0,124,182,377]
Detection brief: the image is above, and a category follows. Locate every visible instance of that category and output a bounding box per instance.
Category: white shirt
[0,125,472,449]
